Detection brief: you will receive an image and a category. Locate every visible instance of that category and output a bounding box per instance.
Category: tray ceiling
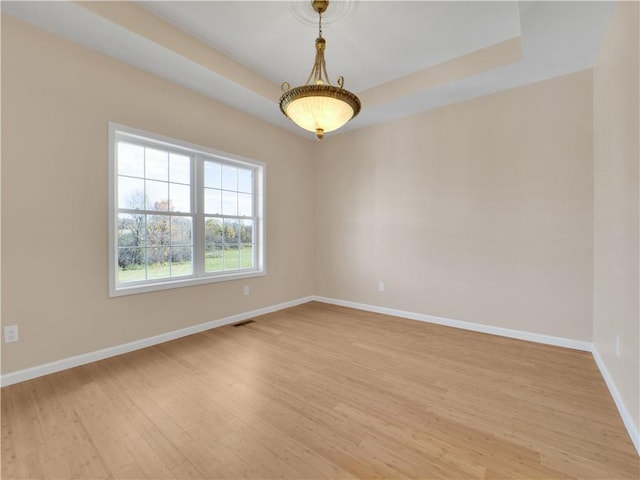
[2,1,614,140]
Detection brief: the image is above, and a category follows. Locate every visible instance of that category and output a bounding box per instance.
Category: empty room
[1,1,639,478]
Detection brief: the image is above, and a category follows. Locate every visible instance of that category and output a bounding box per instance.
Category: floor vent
[233,320,255,327]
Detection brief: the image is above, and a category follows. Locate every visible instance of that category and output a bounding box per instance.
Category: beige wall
[316,71,594,341]
[1,16,315,374]
[593,2,639,435]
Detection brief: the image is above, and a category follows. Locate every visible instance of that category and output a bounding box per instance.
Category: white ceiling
[137,1,522,92]
[2,1,615,140]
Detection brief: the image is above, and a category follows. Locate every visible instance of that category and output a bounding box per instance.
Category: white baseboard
[0,296,313,387]
[312,296,592,351]
[592,347,640,456]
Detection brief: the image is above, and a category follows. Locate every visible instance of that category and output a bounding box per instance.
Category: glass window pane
[205,217,223,244]
[118,214,145,248]
[171,216,192,246]
[147,247,170,279]
[118,177,145,210]
[240,244,253,269]
[223,245,239,270]
[170,246,192,277]
[118,248,145,283]
[145,148,169,181]
[146,215,170,247]
[204,188,222,215]
[170,153,190,184]
[204,161,221,189]
[205,244,223,272]
[238,193,252,217]
[224,220,238,244]
[239,219,253,244]
[169,183,191,213]
[118,142,144,178]
[238,168,253,193]
[222,191,238,216]
[222,165,238,191]
[146,180,169,210]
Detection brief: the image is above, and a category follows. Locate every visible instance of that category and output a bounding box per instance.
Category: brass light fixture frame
[279,0,361,140]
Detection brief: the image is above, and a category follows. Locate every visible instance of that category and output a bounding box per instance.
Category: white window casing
[108,123,265,297]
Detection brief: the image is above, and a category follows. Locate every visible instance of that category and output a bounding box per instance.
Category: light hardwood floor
[2,302,638,479]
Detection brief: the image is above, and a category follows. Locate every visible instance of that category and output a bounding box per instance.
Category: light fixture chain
[317,8,331,86]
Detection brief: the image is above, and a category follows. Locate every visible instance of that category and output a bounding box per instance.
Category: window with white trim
[109,124,265,296]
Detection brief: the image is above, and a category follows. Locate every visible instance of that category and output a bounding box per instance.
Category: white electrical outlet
[615,336,621,358]
[243,285,250,296]
[378,281,385,292]
[4,325,19,343]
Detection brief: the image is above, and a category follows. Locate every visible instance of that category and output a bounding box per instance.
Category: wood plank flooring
[2,301,638,479]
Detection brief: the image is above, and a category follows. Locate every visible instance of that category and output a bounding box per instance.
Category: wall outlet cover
[4,325,19,343]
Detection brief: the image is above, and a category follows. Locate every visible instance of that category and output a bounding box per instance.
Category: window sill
[109,270,266,297]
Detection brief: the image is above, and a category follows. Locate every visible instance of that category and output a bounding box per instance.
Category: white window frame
[108,123,265,297]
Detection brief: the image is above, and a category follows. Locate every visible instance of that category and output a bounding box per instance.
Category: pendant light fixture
[279,0,361,140]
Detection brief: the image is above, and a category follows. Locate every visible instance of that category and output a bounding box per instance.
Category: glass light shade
[279,84,361,139]
[285,95,354,134]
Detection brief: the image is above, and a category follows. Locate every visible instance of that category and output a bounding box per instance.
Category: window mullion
[194,155,205,277]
